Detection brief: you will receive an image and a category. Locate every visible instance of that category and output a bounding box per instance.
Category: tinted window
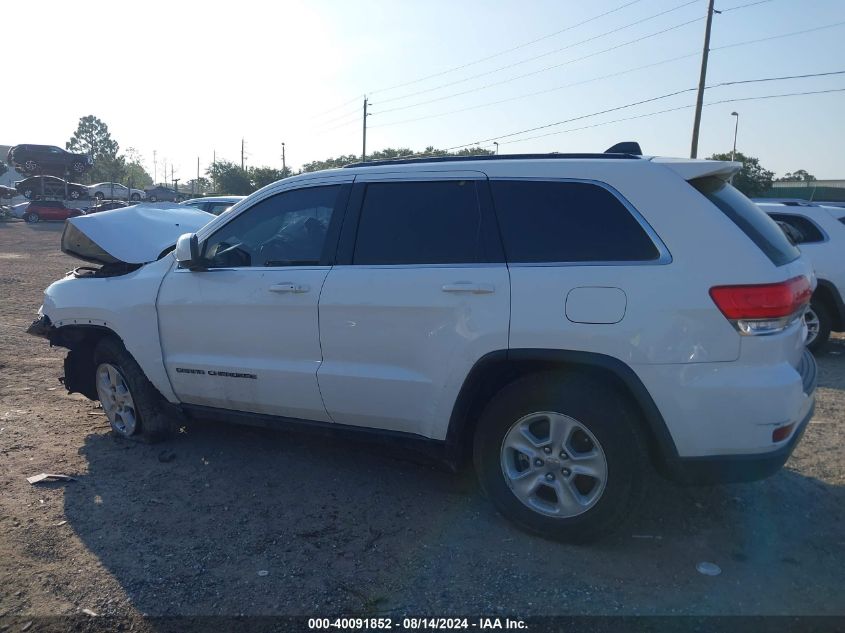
[207,202,234,215]
[203,185,340,268]
[767,212,824,244]
[491,180,659,263]
[353,180,482,265]
[691,177,799,266]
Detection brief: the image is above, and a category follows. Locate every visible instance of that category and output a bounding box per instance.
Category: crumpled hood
[61,203,214,265]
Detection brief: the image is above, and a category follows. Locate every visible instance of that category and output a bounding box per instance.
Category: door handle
[268,282,310,294]
[441,282,495,294]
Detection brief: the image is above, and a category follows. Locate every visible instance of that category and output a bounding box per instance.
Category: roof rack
[343,152,642,169]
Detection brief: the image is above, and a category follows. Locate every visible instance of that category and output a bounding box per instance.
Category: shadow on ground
[63,405,845,616]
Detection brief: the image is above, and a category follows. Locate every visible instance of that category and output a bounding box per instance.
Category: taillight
[709,275,812,335]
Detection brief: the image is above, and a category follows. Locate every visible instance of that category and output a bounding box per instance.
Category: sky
[3,0,845,182]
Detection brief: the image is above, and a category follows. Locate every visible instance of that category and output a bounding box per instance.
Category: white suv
[757,201,845,352]
[28,152,817,542]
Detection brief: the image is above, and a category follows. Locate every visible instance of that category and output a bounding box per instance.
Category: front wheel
[24,213,39,224]
[23,189,33,199]
[94,192,104,201]
[805,301,832,353]
[69,190,80,200]
[130,193,141,201]
[71,160,85,173]
[93,337,176,442]
[473,372,647,543]
[148,195,157,202]
[24,159,38,172]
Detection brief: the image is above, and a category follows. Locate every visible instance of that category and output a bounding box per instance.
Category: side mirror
[175,233,202,268]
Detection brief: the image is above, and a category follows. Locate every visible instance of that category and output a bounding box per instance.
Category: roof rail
[343,152,642,169]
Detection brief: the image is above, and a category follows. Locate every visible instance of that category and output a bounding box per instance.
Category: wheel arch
[814,280,845,331]
[445,349,679,472]
[48,324,125,400]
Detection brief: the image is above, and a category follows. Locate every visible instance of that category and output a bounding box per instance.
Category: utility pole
[362,96,369,162]
[690,0,716,158]
[241,138,245,170]
[153,150,157,186]
[195,156,200,195]
[282,142,286,174]
[171,165,174,190]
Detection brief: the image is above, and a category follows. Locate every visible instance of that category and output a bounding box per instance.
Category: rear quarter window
[691,177,799,266]
[490,180,661,263]
[766,212,825,244]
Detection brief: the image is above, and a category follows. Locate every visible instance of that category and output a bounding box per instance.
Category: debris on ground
[257,570,269,577]
[696,562,722,576]
[26,473,77,485]
[81,608,98,616]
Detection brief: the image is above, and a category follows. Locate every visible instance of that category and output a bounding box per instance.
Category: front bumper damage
[26,313,54,339]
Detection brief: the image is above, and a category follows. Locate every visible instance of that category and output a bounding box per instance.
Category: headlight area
[26,314,54,339]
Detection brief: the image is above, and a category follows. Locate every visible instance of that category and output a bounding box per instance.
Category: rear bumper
[663,349,817,484]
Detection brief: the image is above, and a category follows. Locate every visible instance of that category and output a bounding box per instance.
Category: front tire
[93,337,176,442]
[69,189,80,200]
[94,192,104,201]
[805,301,832,353]
[130,193,141,201]
[24,213,39,224]
[473,371,647,543]
[24,159,38,172]
[23,189,33,199]
[71,160,85,173]
[148,195,157,202]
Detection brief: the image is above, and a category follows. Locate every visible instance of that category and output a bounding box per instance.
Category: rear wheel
[24,213,39,224]
[94,192,104,201]
[71,160,85,173]
[805,301,832,353]
[24,159,38,172]
[93,337,176,442]
[148,194,157,202]
[130,193,141,201]
[69,189,81,200]
[473,371,647,543]
[22,189,33,199]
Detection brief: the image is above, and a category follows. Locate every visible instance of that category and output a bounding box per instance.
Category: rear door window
[490,180,660,263]
[352,180,483,265]
[691,177,799,266]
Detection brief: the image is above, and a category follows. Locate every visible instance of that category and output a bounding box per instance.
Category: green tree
[187,177,211,195]
[206,160,254,195]
[67,116,120,183]
[250,166,293,190]
[708,151,774,197]
[779,169,816,182]
[121,147,153,189]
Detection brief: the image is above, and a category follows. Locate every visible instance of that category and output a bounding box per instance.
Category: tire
[131,193,141,201]
[473,371,647,543]
[24,159,38,172]
[149,195,157,202]
[94,192,104,201]
[24,213,39,224]
[93,337,176,442]
[805,301,832,353]
[69,190,80,200]
[71,160,85,173]
[22,189,33,200]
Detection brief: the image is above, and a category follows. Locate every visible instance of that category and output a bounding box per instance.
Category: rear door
[317,172,510,439]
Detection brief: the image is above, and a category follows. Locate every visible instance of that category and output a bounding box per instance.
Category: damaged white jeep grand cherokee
[29,151,818,542]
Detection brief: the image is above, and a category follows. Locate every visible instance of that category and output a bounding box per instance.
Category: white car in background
[758,201,845,351]
[179,196,245,215]
[88,182,146,202]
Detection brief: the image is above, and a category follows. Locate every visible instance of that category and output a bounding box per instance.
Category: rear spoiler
[649,157,741,181]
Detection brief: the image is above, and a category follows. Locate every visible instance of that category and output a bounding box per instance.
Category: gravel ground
[0,219,843,621]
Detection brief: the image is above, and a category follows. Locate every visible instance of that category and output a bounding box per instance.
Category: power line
[369,52,700,129]
[375,3,703,108]
[375,16,704,117]
[441,72,845,151]
[718,0,774,13]
[310,94,365,119]
[713,20,845,50]
[368,0,645,96]
[499,86,845,145]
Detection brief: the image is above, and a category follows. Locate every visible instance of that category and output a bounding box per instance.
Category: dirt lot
[0,220,843,621]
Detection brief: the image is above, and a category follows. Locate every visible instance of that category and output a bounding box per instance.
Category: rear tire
[71,160,85,173]
[131,193,141,201]
[473,371,647,543]
[149,195,157,202]
[805,301,832,353]
[93,337,176,442]
[24,159,38,172]
[24,213,39,224]
[94,192,104,201]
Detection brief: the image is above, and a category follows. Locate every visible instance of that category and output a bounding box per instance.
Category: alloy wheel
[95,363,138,436]
[804,308,820,346]
[500,411,608,518]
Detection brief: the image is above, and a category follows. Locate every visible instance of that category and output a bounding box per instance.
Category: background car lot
[0,220,842,618]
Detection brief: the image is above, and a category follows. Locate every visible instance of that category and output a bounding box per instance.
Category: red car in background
[23,200,84,224]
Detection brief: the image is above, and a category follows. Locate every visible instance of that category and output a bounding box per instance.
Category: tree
[206,160,254,195]
[779,169,816,182]
[708,151,774,197]
[187,177,211,195]
[66,116,124,183]
[250,166,293,190]
[301,145,494,173]
[121,147,153,189]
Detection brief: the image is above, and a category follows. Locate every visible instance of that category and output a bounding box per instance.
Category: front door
[317,172,510,439]
[157,180,351,420]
